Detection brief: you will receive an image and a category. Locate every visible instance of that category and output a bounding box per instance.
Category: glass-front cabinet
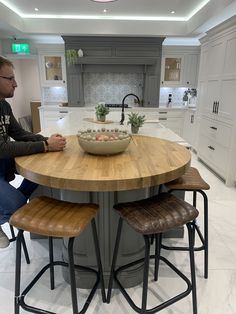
[160,47,200,88]
[39,53,66,86]
[161,56,183,86]
[164,57,182,82]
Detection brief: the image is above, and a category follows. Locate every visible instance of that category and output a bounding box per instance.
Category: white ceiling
[0,0,236,44]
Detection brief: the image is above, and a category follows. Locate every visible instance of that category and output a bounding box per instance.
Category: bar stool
[8,224,30,264]
[107,192,199,314]
[164,167,210,279]
[9,196,106,314]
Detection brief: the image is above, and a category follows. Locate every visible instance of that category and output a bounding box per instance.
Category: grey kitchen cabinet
[67,67,84,107]
[63,36,164,107]
[143,75,160,107]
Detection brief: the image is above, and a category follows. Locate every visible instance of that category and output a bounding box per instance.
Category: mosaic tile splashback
[159,87,191,106]
[84,73,144,106]
[42,76,196,107]
[43,86,68,103]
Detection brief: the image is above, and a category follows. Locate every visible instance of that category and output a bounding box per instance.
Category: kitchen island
[15,112,191,288]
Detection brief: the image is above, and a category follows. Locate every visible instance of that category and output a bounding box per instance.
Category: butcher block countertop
[15,134,191,192]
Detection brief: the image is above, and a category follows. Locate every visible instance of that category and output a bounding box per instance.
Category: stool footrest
[114,255,192,314]
[17,261,100,314]
[161,223,205,252]
[161,244,205,252]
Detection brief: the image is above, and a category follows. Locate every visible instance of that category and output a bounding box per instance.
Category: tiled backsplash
[159,87,191,106]
[43,86,67,104]
[84,73,143,106]
[42,77,196,107]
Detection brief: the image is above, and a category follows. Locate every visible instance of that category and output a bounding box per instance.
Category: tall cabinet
[197,17,236,187]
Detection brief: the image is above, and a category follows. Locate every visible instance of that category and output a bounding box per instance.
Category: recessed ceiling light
[171,10,175,14]
[103,9,108,13]
[34,8,39,11]
[90,0,117,2]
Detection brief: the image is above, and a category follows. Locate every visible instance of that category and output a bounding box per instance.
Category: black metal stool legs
[91,218,106,303]
[68,237,79,314]
[141,236,151,314]
[196,190,208,279]
[154,233,162,282]
[49,237,55,290]
[107,219,198,313]
[163,189,209,279]
[10,225,30,264]
[107,217,123,303]
[14,229,23,314]
[187,222,198,314]
[14,223,105,314]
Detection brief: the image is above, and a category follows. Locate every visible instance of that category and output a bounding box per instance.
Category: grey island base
[33,185,184,288]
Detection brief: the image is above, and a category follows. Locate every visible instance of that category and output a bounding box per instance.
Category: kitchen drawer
[40,109,70,129]
[198,135,230,178]
[200,117,232,148]
[157,110,184,118]
[159,117,184,136]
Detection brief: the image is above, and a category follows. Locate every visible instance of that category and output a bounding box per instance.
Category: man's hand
[47,134,66,151]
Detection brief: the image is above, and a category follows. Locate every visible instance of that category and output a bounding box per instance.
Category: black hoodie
[0,99,46,181]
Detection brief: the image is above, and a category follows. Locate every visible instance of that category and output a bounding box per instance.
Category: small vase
[96,114,106,122]
[131,125,139,134]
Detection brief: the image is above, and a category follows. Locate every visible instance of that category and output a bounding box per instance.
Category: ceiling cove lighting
[90,0,117,2]
[0,0,211,20]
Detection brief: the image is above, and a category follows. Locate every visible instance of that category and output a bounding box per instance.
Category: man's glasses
[0,75,16,82]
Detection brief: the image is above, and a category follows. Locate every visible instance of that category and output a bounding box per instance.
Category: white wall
[7,58,41,120]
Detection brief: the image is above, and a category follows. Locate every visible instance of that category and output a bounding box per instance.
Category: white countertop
[41,111,190,148]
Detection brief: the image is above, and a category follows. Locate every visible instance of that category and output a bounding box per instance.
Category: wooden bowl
[77,128,131,155]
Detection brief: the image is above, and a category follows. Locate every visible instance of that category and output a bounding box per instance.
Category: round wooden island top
[15,135,191,192]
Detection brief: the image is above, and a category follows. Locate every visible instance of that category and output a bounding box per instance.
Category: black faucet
[120,93,140,125]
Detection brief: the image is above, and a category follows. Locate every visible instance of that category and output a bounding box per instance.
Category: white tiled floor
[1,152,236,313]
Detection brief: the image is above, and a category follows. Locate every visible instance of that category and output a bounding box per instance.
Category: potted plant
[66,49,78,65]
[127,112,146,134]
[95,102,110,122]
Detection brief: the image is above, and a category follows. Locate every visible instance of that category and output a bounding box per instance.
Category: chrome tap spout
[120,93,140,125]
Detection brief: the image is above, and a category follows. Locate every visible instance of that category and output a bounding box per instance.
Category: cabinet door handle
[212,101,216,113]
[159,117,167,121]
[216,101,219,114]
[210,126,217,130]
[190,115,194,123]
[59,111,68,113]
[208,145,215,151]
[159,111,167,114]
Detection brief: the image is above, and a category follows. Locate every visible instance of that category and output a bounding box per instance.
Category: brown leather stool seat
[165,166,210,279]
[165,167,210,191]
[10,196,106,314]
[107,192,199,314]
[115,193,199,235]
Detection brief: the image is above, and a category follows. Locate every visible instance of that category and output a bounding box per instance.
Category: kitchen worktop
[40,105,194,111]
[41,110,190,148]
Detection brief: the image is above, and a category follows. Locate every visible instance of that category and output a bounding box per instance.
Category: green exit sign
[11,43,30,54]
